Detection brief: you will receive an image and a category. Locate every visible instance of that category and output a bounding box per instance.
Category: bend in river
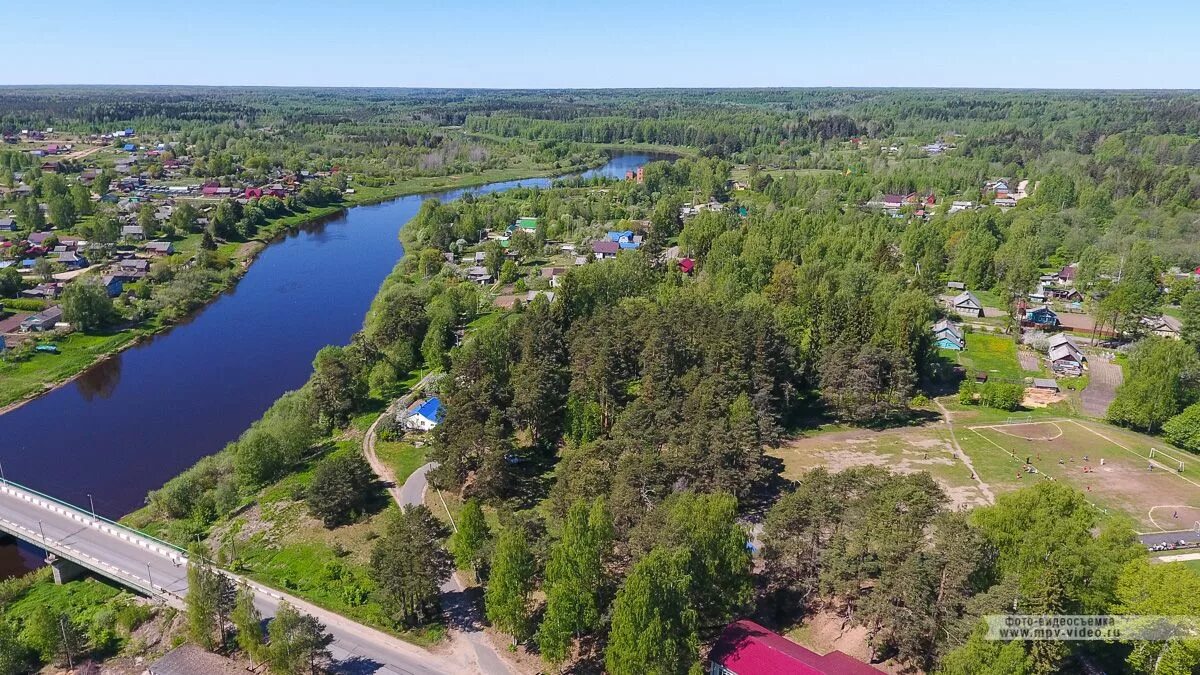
[0,153,664,576]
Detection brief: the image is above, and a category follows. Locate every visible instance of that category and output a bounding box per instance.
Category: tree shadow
[330,655,385,675]
[440,584,487,633]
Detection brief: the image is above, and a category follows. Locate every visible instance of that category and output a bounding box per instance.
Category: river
[0,152,662,576]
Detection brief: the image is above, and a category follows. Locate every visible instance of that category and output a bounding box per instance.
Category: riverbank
[0,157,610,414]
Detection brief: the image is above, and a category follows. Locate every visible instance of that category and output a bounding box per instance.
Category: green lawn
[956,332,1025,381]
[0,330,139,407]
[375,440,427,485]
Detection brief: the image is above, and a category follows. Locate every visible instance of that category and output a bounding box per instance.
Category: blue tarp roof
[414,397,443,421]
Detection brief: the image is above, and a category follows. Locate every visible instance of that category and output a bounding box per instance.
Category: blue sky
[7,0,1199,88]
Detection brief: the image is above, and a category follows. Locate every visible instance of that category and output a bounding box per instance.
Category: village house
[1048,333,1086,376]
[512,216,538,234]
[100,275,124,297]
[933,319,965,350]
[1058,263,1078,283]
[494,290,557,310]
[402,397,443,431]
[950,290,984,317]
[113,258,150,279]
[708,620,883,675]
[948,200,975,214]
[27,231,53,247]
[946,280,966,291]
[1025,306,1059,328]
[1142,315,1182,340]
[19,305,63,333]
[53,250,88,269]
[464,265,493,285]
[605,230,642,250]
[21,282,62,300]
[0,217,15,231]
[121,225,145,241]
[144,241,175,256]
[592,240,620,259]
[540,267,567,288]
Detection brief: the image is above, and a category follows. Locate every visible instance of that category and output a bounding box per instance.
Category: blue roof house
[607,230,634,243]
[403,397,443,431]
[932,319,965,351]
[123,143,136,152]
[1025,306,1059,328]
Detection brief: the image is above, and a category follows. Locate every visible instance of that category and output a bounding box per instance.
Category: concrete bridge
[0,479,470,675]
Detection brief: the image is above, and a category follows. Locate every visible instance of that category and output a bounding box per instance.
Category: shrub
[979,382,1023,411]
[1164,401,1200,453]
[3,298,47,312]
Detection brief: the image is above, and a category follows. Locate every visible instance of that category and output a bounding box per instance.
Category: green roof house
[515,216,538,233]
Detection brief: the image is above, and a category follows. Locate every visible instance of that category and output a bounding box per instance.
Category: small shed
[1032,378,1059,392]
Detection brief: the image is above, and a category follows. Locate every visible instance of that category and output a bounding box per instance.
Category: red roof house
[679,258,695,274]
[709,620,883,675]
[926,193,936,205]
[245,187,263,199]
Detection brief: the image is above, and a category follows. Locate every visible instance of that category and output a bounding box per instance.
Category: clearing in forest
[962,418,1200,532]
[770,426,992,509]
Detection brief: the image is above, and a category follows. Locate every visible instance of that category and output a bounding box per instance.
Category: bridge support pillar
[45,554,85,585]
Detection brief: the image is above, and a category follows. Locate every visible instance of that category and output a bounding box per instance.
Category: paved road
[0,481,462,675]
[361,372,513,675]
[397,463,513,675]
[1140,530,1200,548]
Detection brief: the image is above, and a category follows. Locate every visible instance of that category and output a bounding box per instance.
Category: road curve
[363,381,515,675]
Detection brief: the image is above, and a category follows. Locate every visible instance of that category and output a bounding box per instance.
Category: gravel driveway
[1082,359,1123,418]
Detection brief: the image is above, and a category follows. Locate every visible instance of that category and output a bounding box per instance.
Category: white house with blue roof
[403,397,444,431]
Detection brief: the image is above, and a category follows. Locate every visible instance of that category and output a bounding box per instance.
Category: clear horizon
[6,0,1200,89]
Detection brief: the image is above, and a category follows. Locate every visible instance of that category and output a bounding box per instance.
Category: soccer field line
[967,418,1200,491]
[1066,420,1200,492]
[966,418,1075,431]
[967,420,1200,533]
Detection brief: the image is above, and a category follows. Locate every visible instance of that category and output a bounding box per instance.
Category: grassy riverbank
[0,157,607,412]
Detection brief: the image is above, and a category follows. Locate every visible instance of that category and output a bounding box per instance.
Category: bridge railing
[0,478,188,562]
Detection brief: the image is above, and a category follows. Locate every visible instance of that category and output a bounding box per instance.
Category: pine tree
[605,548,698,675]
[370,506,453,627]
[485,526,536,643]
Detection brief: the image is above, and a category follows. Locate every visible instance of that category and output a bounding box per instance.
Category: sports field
[961,418,1200,533]
[770,426,993,509]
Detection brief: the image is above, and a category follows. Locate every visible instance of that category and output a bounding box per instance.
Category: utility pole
[0,459,6,483]
[58,616,74,670]
[146,562,154,591]
[37,520,47,554]
[87,493,97,520]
